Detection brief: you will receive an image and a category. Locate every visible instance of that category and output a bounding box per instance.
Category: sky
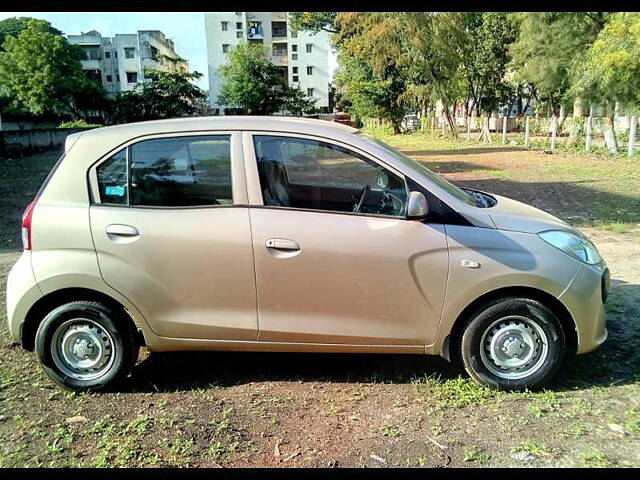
[0,12,338,90]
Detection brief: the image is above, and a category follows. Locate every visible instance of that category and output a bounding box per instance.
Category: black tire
[459,297,565,391]
[34,300,139,392]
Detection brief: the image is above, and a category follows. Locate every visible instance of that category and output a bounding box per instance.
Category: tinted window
[97,149,128,205]
[130,136,232,207]
[253,136,407,217]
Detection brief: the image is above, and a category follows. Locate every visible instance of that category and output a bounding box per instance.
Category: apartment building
[67,30,189,96]
[205,12,330,113]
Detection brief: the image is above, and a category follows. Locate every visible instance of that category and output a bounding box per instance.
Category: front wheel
[460,297,566,390]
[35,300,139,392]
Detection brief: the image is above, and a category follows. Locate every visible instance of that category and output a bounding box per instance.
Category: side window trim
[89,131,248,208]
[245,131,410,219]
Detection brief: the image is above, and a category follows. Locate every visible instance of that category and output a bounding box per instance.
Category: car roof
[66,115,360,152]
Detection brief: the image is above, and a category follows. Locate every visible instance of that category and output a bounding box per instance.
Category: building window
[272,43,287,57]
[222,44,230,53]
[115,51,118,58]
[86,48,99,60]
[292,75,299,82]
[291,44,297,52]
[106,74,112,82]
[236,22,242,29]
[236,31,243,38]
[272,21,287,37]
[292,53,298,61]
[306,66,313,75]
[149,45,159,61]
[292,67,298,74]
[307,88,314,97]
[290,30,297,38]
[105,51,111,59]
[221,21,228,31]
[126,72,138,83]
[124,47,135,59]
[306,43,313,53]
[248,38,263,44]
[84,69,101,82]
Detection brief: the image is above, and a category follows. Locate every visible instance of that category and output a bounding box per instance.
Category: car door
[243,132,449,347]
[88,132,258,341]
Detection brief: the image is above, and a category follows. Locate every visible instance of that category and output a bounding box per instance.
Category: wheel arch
[441,286,578,363]
[21,287,146,351]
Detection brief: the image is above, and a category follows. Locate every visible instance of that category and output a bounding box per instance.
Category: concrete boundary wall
[0,128,94,158]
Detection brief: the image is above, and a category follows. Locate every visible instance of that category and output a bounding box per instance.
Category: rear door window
[95,135,233,207]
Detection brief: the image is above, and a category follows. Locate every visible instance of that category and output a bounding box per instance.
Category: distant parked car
[7,116,608,392]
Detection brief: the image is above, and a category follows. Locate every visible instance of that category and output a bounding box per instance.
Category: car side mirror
[406,191,428,220]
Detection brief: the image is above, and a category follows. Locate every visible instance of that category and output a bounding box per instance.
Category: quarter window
[97,149,128,205]
[253,136,407,217]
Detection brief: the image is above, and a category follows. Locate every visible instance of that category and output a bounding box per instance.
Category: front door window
[252,135,408,217]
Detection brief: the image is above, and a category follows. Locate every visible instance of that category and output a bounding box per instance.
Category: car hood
[485,193,573,234]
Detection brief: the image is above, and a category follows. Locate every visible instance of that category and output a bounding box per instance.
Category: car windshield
[358,133,475,206]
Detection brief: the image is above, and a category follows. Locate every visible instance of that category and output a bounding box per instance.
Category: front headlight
[539,230,602,264]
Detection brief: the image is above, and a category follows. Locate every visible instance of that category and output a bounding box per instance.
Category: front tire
[35,301,139,392]
[460,297,565,390]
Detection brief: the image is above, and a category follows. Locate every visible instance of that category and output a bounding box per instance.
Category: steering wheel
[352,185,371,213]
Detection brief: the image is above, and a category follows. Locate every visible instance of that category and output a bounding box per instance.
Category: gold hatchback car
[6,116,609,392]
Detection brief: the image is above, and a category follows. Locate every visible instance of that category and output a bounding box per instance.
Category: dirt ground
[0,137,639,468]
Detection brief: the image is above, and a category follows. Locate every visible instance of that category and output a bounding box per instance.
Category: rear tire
[35,300,139,392]
[459,297,565,390]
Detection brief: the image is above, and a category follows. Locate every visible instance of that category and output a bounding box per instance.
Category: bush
[58,119,102,129]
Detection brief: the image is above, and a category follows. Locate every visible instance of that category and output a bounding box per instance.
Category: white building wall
[205,12,330,112]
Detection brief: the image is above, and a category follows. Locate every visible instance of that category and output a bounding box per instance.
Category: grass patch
[412,375,499,409]
[579,449,618,468]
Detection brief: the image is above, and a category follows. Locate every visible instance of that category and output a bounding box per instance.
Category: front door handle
[106,224,139,237]
[265,238,300,251]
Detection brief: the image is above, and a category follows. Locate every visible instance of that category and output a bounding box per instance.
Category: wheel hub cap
[51,318,115,381]
[479,315,549,380]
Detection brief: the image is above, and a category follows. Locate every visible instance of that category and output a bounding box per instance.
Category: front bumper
[6,252,41,344]
[558,261,608,354]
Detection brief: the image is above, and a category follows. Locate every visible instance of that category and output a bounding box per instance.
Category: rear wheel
[35,301,139,392]
[459,297,566,390]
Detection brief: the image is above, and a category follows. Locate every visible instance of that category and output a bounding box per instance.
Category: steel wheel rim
[479,315,549,380]
[50,318,115,381]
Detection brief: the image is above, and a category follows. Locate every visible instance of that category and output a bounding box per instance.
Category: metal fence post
[525,117,530,148]
[551,115,557,151]
[629,115,637,157]
[586,114,593,153]
[502,116,507,144]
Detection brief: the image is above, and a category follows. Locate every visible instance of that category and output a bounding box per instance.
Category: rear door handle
[265,238,300,251]
[106,224,139,237]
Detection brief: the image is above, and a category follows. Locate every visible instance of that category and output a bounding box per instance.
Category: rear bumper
[6,252,41,344]
[558,262,608,354]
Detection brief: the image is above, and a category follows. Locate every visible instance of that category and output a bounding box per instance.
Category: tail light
[21,199,37,251]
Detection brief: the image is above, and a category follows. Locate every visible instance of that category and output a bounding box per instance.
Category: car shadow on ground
[122,280,639,394]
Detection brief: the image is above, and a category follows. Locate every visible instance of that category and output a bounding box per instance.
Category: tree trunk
[604,100,618,154]
[442,100,458,138]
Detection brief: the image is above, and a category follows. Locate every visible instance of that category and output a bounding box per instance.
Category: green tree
[0,19,105,119]
[0,16,62,51]
[571,12,640,153]
[509,12,607,116]
[109,69,206,123]
[289,12,338,34]
[218,43,316,115]
[459,12,517,117]
[335,53,407,132]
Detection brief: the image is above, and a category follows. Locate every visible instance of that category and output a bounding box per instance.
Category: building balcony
[272,53,288,65]
[247,26,263,39]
